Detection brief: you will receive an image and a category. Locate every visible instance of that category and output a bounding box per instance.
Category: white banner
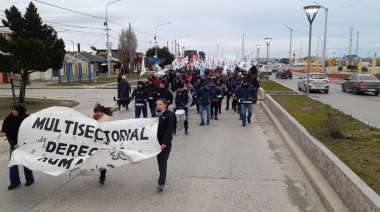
[140,57,147,76]
[9,107,161,176]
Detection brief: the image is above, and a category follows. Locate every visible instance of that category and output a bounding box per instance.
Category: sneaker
[7,183,20,190]
[242,123,246,127]
[214,117,218,120]
[248,118,251,124]
[172,131,176,135]
[207,121,210,125]
[99,177,105,184]
[199,122,205,126]
[185,130,188,135]
[157,184,164,191]
[25,180,34,186]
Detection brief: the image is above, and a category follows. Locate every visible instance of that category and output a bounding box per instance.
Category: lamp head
[256,44,261,50]
[264,38,272,45]
[303,5,320,24]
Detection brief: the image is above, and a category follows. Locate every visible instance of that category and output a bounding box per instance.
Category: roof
[65,52,106,63]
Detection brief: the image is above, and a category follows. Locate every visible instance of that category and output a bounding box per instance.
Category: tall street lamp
[256,44,261,63]
[177,34,189,57]
[216,43,223,59]
[105,0,122,80]
[314,2,328,73]
[155,22,171,58]
[304,5,320,107]
[264,38,272,79]
[284,25,293,66]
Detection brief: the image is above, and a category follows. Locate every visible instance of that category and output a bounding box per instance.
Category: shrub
[361,67,368,72]
[338,65,343,71]
[347,65,358,71]
[317,111,347,139]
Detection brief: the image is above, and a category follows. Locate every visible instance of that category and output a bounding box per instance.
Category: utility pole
[356,31,359,56]
[314,2,328,72]
[129,22,132,73]
[242,34,245,59]
[349,27,353,56]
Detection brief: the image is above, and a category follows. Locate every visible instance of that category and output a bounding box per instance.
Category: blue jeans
[135,104,147,118]
[9,146,34,186]
[199,104,210,123]
[240,103,253,124]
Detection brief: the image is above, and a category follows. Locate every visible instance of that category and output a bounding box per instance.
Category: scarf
[155,108,166,118]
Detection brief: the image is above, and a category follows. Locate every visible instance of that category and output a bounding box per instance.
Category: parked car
[341,74,380,96]
[298,73,330,94]
[271,65,279,73]
[260,65,272,75]
[276,68,292,79]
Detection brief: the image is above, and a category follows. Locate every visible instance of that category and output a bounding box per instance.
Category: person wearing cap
[197,83,213,126]
[130,81,149,118]
[234,78,255,127]
[172,82,193,135]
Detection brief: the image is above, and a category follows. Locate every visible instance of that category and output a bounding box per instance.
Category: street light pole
[216,43,222,59]
[314,2,328,73]
[264,38,272,79]
[256,44,261,64]
[106,0,122,80]
[304,5,321,107]
[154,22,171,58]
[177,34,189,57]
[284,25,293,66]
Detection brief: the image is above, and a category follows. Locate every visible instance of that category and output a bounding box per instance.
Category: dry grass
[0,97,78,119]
[273,95,380,195]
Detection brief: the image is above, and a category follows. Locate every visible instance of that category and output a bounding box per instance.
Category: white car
[298,73,330,94]
[260,65,272,75]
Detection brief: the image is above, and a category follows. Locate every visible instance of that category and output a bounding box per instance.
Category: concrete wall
[264,95,380,212]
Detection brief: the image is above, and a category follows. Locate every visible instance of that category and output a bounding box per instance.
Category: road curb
[260,102,349,212]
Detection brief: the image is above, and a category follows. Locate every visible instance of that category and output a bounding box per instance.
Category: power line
[332,0,365,11]
[43,20,104,30]
[34,0,104,20]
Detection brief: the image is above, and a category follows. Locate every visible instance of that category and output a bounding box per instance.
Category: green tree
[0,2,66,104]
[145,46,174,68]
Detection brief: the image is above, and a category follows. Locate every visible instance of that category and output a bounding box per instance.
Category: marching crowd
[116,64,260,129]
[1,64,260,192]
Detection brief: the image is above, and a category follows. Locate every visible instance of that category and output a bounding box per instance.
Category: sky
[1,0,379,60]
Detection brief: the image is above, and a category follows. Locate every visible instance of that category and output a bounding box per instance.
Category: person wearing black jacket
[146,80,158,117]
[1,103,35,190]
[118,75,131,110]
[173,83,193,135]
[250,76,260,104]
[234,79,256,127]
[225,75,234,110]
[154,82,173,107]
[131,81,149,118]
[155,99,174,191]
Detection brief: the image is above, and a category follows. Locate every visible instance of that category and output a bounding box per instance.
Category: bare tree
[118,24,137,74]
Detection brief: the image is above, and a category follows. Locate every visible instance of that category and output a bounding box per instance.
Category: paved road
[272,72,380,128]
[0,88,327,211]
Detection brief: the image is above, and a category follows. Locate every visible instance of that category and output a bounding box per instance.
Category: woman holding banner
[155,99,173,191]
[2,103,35,190]
[91,104,112,184]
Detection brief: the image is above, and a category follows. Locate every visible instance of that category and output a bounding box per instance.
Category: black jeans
[210,101,219,117]
[148,100,156,117]
[157,141,172,185]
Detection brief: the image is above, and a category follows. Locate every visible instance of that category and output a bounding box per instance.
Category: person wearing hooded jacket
[131,81,149,118]
[146,79,158,117]
[234,79,256,127]
[1,103,35,190]
[118,75,131,110]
